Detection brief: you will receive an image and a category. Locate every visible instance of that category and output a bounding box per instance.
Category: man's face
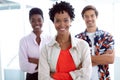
[83,10,97,28]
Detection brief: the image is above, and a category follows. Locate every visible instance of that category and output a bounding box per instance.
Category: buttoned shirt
[38,34,92,80]
[75,28,115,80]
[19,32,52,73]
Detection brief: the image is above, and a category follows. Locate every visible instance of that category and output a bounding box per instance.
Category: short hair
[49,1,75,22]
[81,5,98,18]
[29,7,44,20]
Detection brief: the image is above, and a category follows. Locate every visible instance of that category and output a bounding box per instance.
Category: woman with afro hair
[38,1,92,80]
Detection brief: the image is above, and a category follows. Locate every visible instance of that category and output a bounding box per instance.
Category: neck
[33,30,42,37]
[87,26,97,33]
[56,33,70,44]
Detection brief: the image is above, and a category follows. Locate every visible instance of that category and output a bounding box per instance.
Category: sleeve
[38,45,54,80]
[70,41,92,80]
[19,38,37,73]
[104,33,115,50]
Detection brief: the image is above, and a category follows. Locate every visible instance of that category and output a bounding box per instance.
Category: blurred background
[0,0,120,80]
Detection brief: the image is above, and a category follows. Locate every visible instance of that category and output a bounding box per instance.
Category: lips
[35,26,40,29]
[87,20,93,24]
[60,28,65,31]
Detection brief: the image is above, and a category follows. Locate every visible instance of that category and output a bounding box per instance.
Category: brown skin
[28,14,44,69]
[54,11,72,50]
[77,63,82,69]
[92,49,115,66]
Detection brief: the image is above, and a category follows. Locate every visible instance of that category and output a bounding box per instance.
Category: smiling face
[30,14,43,32]
[83,10,97,29]
[53,11,71,35]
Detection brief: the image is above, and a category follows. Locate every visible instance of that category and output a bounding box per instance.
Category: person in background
[19,7,51,80]
[38,1,92,80]
[75,5,115,80]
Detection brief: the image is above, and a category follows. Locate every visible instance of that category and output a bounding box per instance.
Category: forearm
[28,58,39,70]
[70,58,92,80]
[92,62,98,66]
[92,49,115,65]
[19,59,38,73]
[28,57,39,65]
[70,66,92,80]
[19,53,38,72]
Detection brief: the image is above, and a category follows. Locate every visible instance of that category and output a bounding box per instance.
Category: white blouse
[19,32,52,73]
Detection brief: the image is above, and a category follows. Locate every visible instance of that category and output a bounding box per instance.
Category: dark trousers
[26,72,38,80]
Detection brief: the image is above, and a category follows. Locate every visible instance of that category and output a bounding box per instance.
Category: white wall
[0,46,2,80]
[114,57,120,80]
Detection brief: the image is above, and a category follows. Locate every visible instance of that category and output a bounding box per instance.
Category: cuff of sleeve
[70,70,84,80]
[70,71,76,80]
[29,63,37,73]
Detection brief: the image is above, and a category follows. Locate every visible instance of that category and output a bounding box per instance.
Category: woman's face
[30,14,43,32]
[54,11,71,35]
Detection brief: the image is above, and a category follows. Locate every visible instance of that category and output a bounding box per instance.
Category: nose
[35,21,40,26]
[60,21,65,27]
[87,16,92,21]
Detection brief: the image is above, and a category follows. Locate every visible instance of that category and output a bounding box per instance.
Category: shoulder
[41,32,53,39]
[97,30,112,35]
[19,34,31,44]
[72,37,90,55]
[97,30,106,34]
[72,36,89,48]
[40,37,54,52]
[41,33,53,44]
[77,38,89,46]
[21,34,29,40]
[75,32,85,38]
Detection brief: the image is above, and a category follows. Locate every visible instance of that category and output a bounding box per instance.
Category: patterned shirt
[75,28,115,80]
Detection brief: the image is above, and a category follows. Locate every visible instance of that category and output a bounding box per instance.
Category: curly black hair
[49,1,75,22]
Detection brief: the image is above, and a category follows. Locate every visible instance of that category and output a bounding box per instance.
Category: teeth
[35,26,39,28]
[88,21,92,24]
[60,28,65,30]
